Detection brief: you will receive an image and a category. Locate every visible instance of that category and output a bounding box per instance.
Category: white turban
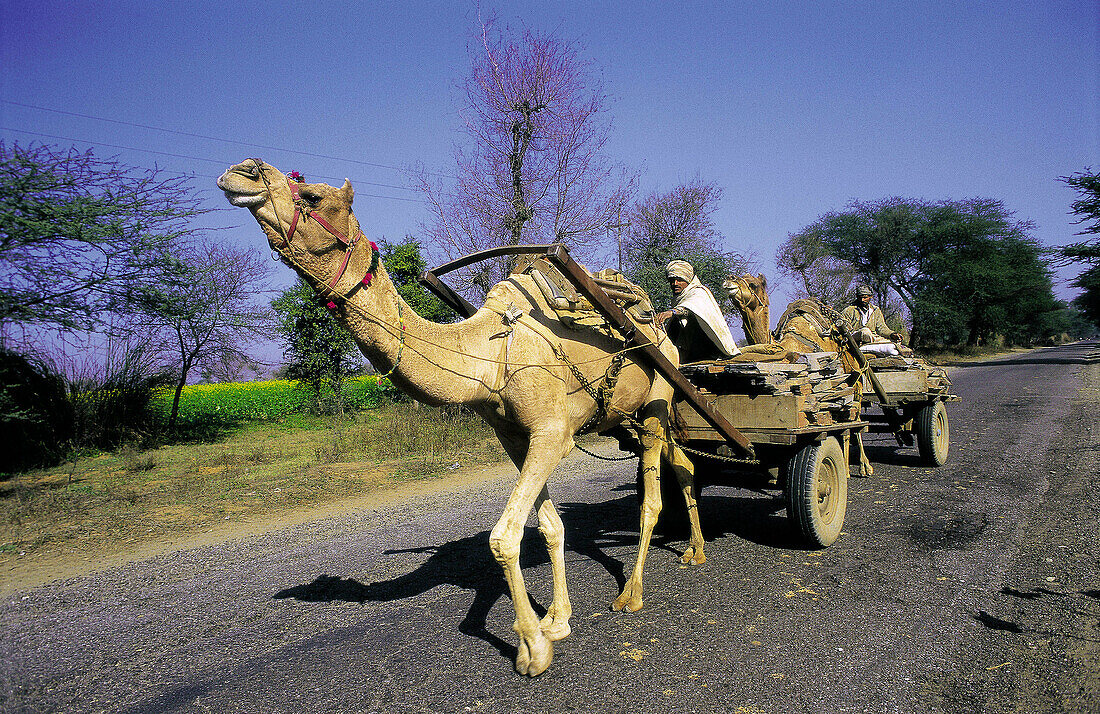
[666,261,739,357]
[666,260,694,283]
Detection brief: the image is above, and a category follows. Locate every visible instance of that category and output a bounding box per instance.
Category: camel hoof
[611,589,643,613]
[680,547,706,565]
[515,631,554,677]
[540,616,572,642]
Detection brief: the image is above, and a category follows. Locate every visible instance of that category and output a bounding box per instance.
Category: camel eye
[300,190,323,205]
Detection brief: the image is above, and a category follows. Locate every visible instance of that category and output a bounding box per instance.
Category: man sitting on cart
[841,285,904,356]
[655,260,740,363]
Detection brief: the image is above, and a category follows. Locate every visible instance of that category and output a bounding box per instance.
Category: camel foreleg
[535,485,572,641]
[854,432,873,477]
[489,430,570,677]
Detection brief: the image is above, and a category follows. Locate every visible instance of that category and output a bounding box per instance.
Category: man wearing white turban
[655,260,740,363]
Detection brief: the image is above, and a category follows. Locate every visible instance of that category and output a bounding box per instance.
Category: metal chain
[677,442,762,466]
[573,441,638,461]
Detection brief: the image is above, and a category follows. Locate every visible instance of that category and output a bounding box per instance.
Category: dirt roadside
[0,457,525,596]
[0,347,1038,596]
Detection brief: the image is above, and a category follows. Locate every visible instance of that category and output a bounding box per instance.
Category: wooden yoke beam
[544,244,755,458]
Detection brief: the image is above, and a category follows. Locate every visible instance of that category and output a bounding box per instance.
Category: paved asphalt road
[2,342,1098,714]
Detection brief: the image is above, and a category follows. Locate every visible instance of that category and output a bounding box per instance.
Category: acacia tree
[132,241,273,431]
[622,179,749,315]
[778,197,1056,347]
[380,238,454,322]
[0,142,206,343]
[1059,168,1100,325]
[775,227,859,308]
[416,19,634,295]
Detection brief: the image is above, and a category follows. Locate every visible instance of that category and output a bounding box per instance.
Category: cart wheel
[784,437,847,548]
[916,401,949,466]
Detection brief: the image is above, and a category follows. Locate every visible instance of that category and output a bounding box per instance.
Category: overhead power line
[0,127,429,204]
[1,99,455,179]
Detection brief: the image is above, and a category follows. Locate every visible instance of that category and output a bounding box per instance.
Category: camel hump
[775,299,834,339]
[511,256,655,332]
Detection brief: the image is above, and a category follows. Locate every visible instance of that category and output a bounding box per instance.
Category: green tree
[913,230,1056,346]
[1059,168,1100,326]
[380,238,454,322]
[778,197,1055,348]
[622,179,749,312]
[132,241,273,431]
[0,142,205,340]
[271,278,362,413]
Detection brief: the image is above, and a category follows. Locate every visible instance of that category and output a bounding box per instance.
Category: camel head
[218,159,378,299]
[723,273,769,314]
[723,273,772,345]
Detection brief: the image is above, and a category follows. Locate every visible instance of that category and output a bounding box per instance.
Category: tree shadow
[973,586,1100,643]
[273,484,809,662]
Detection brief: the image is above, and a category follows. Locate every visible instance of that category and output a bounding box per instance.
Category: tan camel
[723,273,852,358]
[218,159,705,676]
[723,273,772,346]
[723,273,874,476]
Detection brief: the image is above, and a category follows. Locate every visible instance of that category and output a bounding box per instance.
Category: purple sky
[2,1,1097,336]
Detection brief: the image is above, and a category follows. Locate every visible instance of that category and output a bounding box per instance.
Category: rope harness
[248,159,760,466]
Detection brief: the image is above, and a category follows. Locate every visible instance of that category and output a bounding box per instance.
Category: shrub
[67,343,170,451]
[0,348,73,471]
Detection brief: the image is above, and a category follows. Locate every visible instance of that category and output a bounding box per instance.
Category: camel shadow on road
[273,484,800,661]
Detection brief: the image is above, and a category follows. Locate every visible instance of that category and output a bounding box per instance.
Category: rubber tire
[784,437,847,548]
[915,401,949,466]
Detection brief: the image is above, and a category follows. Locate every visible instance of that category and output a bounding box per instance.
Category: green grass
[0,400,505,564]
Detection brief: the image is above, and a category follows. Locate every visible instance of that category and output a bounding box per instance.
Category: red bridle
[282,173,378,309]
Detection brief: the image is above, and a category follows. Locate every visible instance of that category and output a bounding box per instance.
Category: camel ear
[341,179,354,206]
[758,273,767,289]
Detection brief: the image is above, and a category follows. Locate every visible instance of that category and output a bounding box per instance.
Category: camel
[723,273,772,346]
[723,273,875,476]
[723,273,847,357]
[217,159,705,676]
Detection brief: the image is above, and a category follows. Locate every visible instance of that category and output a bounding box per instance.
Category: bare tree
[775,229,859,308]
[416,18,634,295]
[132,241,273,431]
[623,178,751,310]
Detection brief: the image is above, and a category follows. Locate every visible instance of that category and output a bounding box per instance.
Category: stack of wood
[678,352,862,429]
[865,356,953,396]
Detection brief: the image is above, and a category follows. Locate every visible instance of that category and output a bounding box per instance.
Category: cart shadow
[272,485,803,660]
[859,438,926,468]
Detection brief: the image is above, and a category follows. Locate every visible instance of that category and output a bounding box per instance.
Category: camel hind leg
[612,411,664,612]
[663,438,706,565]
[612,397,705,613]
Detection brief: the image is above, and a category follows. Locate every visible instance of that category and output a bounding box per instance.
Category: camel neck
[338,265,499,407]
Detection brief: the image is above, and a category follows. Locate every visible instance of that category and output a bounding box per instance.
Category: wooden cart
[419,244,868,548]
[857,357,959,466]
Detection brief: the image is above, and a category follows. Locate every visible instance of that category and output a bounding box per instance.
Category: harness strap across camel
[482,295,630,433]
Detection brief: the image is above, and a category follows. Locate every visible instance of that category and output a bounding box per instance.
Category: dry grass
[0,403,506,564]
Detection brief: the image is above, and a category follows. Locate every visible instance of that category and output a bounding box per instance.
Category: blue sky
[2,1,1096,330]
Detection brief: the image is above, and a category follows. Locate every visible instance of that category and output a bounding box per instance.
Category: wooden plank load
[861,355,955,401]
[675,352,863,438]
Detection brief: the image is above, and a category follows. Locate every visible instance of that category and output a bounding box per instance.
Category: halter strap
[282,175,379,307]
